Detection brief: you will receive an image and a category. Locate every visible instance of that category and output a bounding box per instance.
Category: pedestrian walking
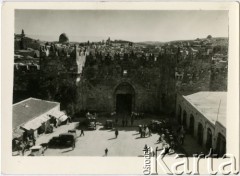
[80,129,84,136]
[115,129,119,138]
[105,148,108,156]
[142,129,146,138]
[139,125,142,134]
[144,125,147,131]
[179,126,185,145]
[145,127,149,137]
[160,143,170,159]
[144,144,148,152]
[53,118,57,128]
[149,128,152,136]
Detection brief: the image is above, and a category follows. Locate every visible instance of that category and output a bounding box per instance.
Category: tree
[207,35,212,39]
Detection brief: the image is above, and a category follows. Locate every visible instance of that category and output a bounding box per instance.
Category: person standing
[80,129,84,137]
[149,128,152,137]
[53,118,57,128]
[144,144,148,152]
[115,129,119,138]
[161,143,170,159]
[105,148,108,156]
[179,126,185,145]
[139,125,142,134]
[142,128,146,138]
[145,127,149,137]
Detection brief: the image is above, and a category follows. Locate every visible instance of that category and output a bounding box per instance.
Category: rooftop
[183,91,227,127]
[13,98,59,129]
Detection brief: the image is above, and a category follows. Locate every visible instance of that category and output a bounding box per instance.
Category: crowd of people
[139,125,152,138]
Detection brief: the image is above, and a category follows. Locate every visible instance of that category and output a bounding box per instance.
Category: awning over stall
[59,115,68,122]
[12,128,24,139]
[38,114,51,122]
[22,118,42,130]
[49,111,65,119]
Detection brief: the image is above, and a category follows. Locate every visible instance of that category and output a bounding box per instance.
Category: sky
[15,10,228,42]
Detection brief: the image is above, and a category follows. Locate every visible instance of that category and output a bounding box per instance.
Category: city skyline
[15,10,228,42]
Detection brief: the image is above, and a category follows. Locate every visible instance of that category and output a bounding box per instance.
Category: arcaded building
[176,91,226,156]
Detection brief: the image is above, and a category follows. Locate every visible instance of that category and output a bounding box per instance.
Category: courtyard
[28,116,206,157]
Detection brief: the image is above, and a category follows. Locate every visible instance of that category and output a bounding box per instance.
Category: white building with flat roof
[176,91,226,156]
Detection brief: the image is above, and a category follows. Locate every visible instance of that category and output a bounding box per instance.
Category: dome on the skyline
[59,33,69,43]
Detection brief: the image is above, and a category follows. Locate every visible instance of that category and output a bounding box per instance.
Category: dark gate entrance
[114,82,135,115]
[116,94,132,114]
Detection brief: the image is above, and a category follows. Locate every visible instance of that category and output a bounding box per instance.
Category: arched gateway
[114,82,135,114]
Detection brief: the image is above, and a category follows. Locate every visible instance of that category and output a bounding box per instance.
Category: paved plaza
[43,125,161,156]
[25,117,206,157]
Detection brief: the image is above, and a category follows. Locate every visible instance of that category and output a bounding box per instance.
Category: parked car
[104,120,113,129]
[28,145,45,156]
[48,133,76,149]
[79,116,97,130]
[88,121,96,130]
[48,137,60,148]
[59,133,76,149]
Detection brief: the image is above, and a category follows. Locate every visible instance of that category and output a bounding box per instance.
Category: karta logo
[143,148,239,175]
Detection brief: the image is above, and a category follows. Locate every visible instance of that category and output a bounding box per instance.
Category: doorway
[114,82,135,115]
[206,128,212,151]
[198,123,204,146]
[116,94,132,114]
[216,133,226,156]
[189,115,195,136]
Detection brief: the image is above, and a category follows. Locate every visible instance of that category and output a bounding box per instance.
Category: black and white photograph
[12,9,229,157]
[1,2,239,175]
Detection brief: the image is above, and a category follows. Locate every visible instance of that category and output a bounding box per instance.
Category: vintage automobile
[59,133,76,149]
[48,133,76,149]
[88,121,96,130]
[104,120,113,129]
[28,145,45,156]
[79,116,97,130]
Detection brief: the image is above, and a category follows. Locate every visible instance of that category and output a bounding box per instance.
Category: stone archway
[206,128,213,151]
[189,114,195,136]
[216,133,226,156]
[183,110,187,128]
[197,123,204,146]
[114,82,135,115]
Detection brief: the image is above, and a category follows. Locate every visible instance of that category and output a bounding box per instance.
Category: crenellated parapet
[40,44,88,75]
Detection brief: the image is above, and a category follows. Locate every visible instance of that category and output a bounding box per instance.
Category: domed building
[59,33,69,43]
